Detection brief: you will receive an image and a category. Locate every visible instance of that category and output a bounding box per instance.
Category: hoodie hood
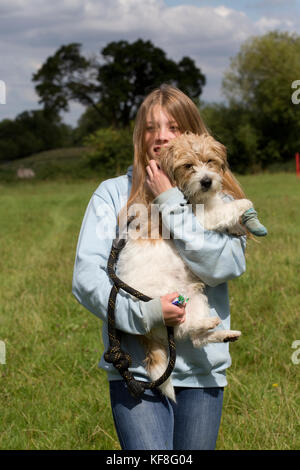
[127,165,133,179]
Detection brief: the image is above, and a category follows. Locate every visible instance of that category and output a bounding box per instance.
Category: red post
[296,152,300,178]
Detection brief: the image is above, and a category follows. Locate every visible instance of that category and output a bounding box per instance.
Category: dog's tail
[144,342,176,402]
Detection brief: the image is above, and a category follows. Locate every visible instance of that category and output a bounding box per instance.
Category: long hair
[120,84,246,220]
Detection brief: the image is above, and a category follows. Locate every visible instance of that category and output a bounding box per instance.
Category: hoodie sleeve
[153,187,246,287]
[72,189,164,334]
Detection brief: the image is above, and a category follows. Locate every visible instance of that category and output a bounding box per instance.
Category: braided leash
[104,217,176,400]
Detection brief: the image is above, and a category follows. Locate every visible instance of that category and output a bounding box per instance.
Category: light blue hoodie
[72,165,246,388]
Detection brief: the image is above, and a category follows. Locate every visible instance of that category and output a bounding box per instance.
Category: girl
[72,84,248,450]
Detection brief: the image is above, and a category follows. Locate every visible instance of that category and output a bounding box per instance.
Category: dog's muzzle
[200,176,212,191]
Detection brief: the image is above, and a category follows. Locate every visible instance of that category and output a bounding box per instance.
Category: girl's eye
[170,126,179,132]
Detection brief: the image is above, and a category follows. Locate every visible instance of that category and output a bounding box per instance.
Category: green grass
[0,173,299,450]
[219,173,300,450]
[0,147,96,182]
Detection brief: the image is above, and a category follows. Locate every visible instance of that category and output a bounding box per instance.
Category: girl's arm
[153,187,247,287]
[72,191,165,334]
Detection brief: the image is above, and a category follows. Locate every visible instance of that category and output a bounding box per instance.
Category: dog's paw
[236,199,253,215]
[223,330,241,343]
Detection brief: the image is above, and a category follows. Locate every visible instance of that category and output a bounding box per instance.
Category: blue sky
[0,0,299,127]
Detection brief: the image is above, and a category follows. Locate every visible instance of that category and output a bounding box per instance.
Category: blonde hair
[121,84,246,217]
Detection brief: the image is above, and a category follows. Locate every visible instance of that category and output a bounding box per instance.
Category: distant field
[0,146,297,183]
[0,173,299,450]
[0,147,95,182]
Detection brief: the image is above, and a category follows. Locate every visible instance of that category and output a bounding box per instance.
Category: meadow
[0,172,299,450]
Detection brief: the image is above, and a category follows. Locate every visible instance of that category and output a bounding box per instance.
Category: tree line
[1,33,300,173]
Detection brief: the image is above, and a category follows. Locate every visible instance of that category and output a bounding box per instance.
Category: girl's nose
[155,126,169,142]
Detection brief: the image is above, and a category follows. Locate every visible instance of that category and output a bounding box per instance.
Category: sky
[0,0,299,127]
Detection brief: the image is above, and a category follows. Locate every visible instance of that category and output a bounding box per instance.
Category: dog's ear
[214,140,228,173]
[221,155,229,173]
[159,143,177,185]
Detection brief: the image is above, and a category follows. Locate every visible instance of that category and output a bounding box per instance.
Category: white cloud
[0,0,299,125]
[255,16,294,33]
[214,6,232,18]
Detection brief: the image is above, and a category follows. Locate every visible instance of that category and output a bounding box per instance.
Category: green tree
[201,103,259,173]
[84,127,133,176]
[33,39,206,128]
[72,104,112,145]
[0,110,72,162]
[97,39,205,126]
[32,43,96,118]
[222,31,300,165]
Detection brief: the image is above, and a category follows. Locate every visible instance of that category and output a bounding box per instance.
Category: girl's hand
[160,292,186,327]
[145,160,174,198]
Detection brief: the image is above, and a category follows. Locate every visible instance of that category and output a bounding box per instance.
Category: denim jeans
[109,380,224,450]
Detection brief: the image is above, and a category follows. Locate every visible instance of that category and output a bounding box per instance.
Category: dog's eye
[184,164,193,169]
[207,159,214,165]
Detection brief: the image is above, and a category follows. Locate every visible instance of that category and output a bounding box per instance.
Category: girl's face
[145,105,181,162]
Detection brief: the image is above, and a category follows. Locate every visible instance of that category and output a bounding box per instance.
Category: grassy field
[0,147,94,182]
[0,173,299,450]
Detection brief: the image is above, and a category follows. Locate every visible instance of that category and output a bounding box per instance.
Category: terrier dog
[116,132,253,401]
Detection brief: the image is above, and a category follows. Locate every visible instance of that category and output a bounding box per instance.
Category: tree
[201,103,259,173]
[97,39,205,126]
[0,110,72,162]
[72,104,111,144]
[222,31,300,165]
[32,43,98,119]
[33,39,206,128]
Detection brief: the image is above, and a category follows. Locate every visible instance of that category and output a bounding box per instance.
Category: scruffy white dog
[116,132,253,401]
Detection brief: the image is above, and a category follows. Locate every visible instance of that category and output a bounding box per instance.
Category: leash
[104,216,176,400]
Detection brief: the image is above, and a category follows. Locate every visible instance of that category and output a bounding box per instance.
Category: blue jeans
[109,380,224,450]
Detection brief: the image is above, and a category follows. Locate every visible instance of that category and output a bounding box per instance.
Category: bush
[84,127,133,177]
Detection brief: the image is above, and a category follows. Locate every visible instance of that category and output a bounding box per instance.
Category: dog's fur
[116,133,253,401]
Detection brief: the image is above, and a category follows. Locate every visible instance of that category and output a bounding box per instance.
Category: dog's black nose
[201,176,212,189]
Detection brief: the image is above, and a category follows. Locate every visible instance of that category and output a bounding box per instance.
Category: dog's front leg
[204,199,253,231]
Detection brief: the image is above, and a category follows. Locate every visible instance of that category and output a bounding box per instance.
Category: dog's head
[159,132,228,203]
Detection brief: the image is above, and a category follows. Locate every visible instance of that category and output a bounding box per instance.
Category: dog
[116,132,253,401]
